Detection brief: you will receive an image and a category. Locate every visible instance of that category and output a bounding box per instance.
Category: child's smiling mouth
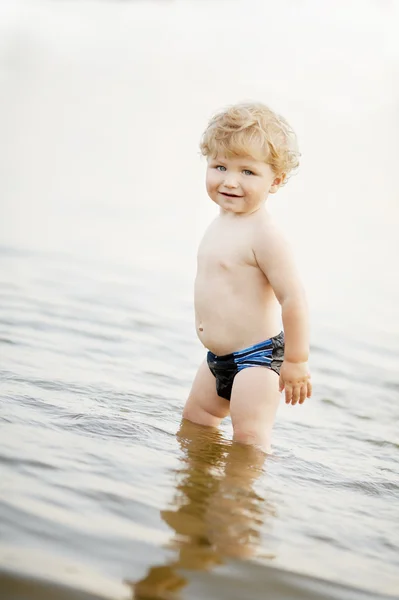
[219,192,243,198]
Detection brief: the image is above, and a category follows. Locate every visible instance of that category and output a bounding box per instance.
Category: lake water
[1,1,399,599]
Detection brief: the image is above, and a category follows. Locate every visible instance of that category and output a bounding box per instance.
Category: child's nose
[223,174,239,188]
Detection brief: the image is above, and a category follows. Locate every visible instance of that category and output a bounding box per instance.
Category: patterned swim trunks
[207,331,284,401]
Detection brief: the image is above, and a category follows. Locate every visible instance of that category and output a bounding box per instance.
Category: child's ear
[269,173,286,193]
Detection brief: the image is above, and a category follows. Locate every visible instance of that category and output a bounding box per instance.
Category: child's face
[206,153,282,215]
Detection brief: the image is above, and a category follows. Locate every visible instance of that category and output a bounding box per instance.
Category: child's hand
[279,361,312,405]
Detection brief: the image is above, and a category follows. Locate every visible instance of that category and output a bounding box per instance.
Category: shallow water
[1,1,399,599]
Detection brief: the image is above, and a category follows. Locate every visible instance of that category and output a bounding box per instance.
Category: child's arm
[253,221,312,405]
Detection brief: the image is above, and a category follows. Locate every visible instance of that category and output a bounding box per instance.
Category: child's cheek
[205,176,215,198]
[206,172,217,194]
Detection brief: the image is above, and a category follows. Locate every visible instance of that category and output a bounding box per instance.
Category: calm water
[1,1,399,599]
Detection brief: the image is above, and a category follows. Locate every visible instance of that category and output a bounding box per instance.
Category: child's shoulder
[253,210,285,240]
[252,211,291,257]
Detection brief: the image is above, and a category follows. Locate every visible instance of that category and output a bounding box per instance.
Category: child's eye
[243,169,254,176]
[216,165,226,172]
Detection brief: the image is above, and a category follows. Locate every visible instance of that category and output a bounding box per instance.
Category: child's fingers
[307,380,313,398]
[299,384,307,404]
[291,385,300,405]
[279,376,284,392]
[285,384,293,404]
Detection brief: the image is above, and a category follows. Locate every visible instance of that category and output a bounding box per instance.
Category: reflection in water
[129,421,276,599]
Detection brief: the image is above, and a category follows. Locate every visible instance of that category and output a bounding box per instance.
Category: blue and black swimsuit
[207,331,284,401]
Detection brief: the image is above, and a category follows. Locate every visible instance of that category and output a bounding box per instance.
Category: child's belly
[195,274,280,355]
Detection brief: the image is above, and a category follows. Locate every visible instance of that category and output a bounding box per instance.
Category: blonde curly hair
[200,102,300,183]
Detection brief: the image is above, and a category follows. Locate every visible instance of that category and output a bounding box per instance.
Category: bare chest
[197,222,256,272]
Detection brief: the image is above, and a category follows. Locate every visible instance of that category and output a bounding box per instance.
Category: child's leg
[229,367,281,453]
[183,359,230,427]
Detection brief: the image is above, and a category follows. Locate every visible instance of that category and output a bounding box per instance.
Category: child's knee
[182,400,222,428]
[232,425,271,453]
[233,425,261,445]
[182,400,200,423]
